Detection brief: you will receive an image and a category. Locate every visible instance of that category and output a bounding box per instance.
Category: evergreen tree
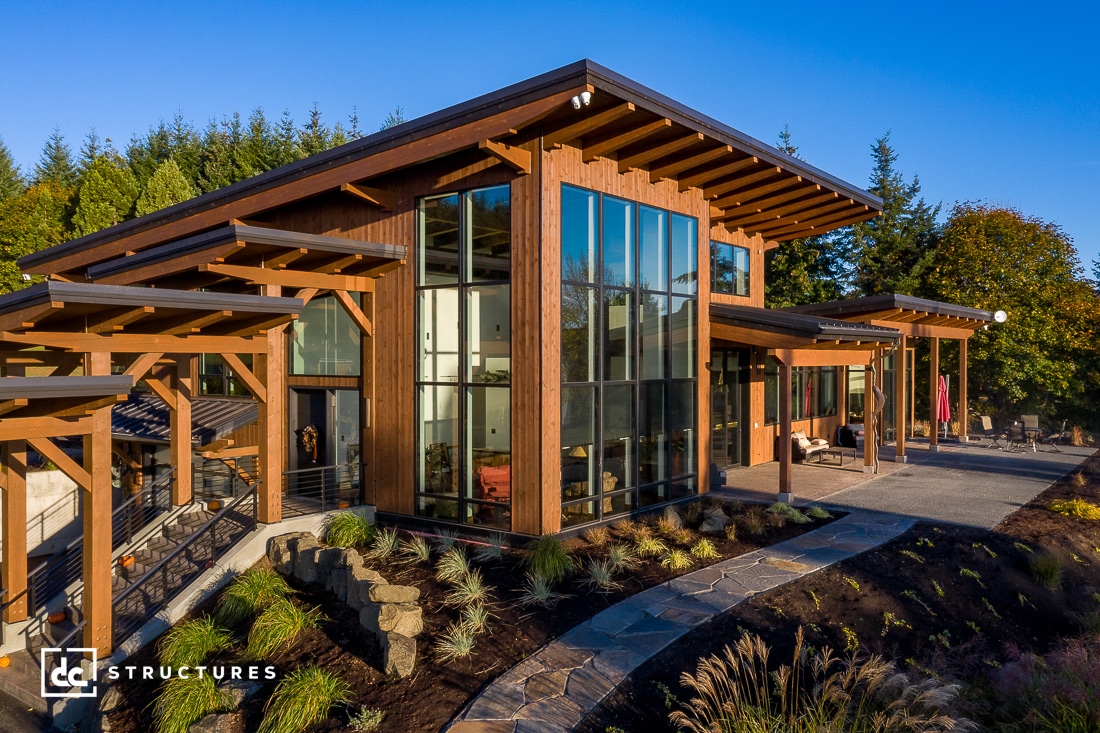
[1092,256,1100,294]
[136,158,196,216]
[274,110,300,166]
[79,128,104,169]
[0,137,24,201]
[126,114,204,192]
[379,106,407,131]
[0,181,72,292]
[841,133,939,296]
[33,129,78,188]
[299,104,333,156]
[71,153,139,236]
[348,106,362,139]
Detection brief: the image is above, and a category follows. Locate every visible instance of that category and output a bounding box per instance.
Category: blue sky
[2,1,1097,270]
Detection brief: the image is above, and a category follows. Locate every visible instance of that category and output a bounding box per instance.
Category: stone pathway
[445,512,915,733]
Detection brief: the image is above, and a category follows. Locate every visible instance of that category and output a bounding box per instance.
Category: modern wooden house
[0,60,995,656]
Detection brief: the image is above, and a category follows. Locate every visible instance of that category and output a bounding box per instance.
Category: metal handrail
[41,619,88,683]
[112,480,259,645]
[283,461,362,514]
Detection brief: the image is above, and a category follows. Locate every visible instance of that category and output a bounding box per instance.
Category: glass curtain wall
[415,185,511,528]
[560,184,698,528]
[764,361,838,424]
[291,294,362,376]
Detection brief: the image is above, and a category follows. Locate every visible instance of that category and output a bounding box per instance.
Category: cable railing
[195,455,259,500]
[283,462,362,515]
[112,482,258,646]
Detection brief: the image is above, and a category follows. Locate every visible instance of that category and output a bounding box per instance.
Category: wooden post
[1,440,28,622]
[257,284,285,524]
[864,359,876,473]
[958,338,969,441]
[778,361,793,501]
[84,352,113,655]
[929,337,940,452]
[875,352,885,446]
[170,356,193,505]
[361,290,374,506]
[908,347,915,438]
[894,336,907,462]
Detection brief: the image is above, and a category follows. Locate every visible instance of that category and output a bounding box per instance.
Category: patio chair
[978,415,1003,449]
[1046,419,1069,453]
[1021,414,1042,447]
[1005,423,1028,452]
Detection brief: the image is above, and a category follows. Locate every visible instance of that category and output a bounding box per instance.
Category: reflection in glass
[418,289,459,382]
[670,298,695,379]
[466,185,510,282]
[639,205,667,291]
[420,194,460,285]
[640,482,668,508]
[764,357,779,424]
[603,385,634,490]
[291,293,362,376]
[640,382,667,485]
[465,285,510,382]
[604,290,634,382]
[670,380,695,479]
[711,242,733,293]
[603,488,636,518]
[417,385,459,498]
[561,500,597,528]
[561,386,597,504]
[640,294,667,380]
[561,284,598,383]
[734,245,750,296]
[602,197,634,287]
[562,186,598,283]
[671,213,697,294]
[465,386,511,527]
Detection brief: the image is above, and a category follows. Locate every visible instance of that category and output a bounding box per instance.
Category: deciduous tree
[0,181,72,293]
[71,153,139,236]
[136,158,196,216]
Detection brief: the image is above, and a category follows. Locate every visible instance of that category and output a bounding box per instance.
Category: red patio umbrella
[937,374,951,430]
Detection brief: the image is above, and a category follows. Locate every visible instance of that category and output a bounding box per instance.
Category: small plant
[724,522,737,541]
[607,543,639,572]
[1071,552,1087,564]
[215,567,292,627]
[258,666,351,733]
[524,535,576,583]
[517,572,568,608]
[770,604,787,620]
[158,617,231,668]
[656,515,679,535]
[661,549,693,571]
[636,536,670,558]
[583,558,621,592]
[433,623,476,662]
[966,620,981,635]
[972,542,997,559]
[737,507,767,536]
[473,532,508,562]
[323,511,374,548]
[930,630,952,649]
[612,518,639,537]
[806,589,821,611]
[1018,592,1035,609]
[1014,541,1034,554]
[349,707,385,732]
[1048,497,1100,520]
[670,527,693,546]
[767,501,812,524]
[805,505,832,520]
[843,576,861,592]
[881,611,911,636]
[399,535,432,564]
[931,579,945,597]
[436,546,471,583]
[899,549,925,564]
[583,526,611,547]
[916,536,934,548]
[841,626,859,651]
[982,597,1002,619]
[153,675,231,733]
[445,569,492,607]
[246,598,322,660]
[690,538,719,560]
[1072,471,1087,488]
[365,527,400,561]
[901,589,937,617]
[434,527,460,550]
[460,602,491,634]
[1029,551,1063,589]
[959,567,985,588]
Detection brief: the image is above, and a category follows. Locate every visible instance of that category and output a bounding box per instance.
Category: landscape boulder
[381,632,417,678]
[188,713,237,733]
[360,602,423,638]
[367,583,421,604]
[266,532,310,575]
[662,505,683,530]
[349,565,387,611]
[699,507,731,535]
[220,678,264,707]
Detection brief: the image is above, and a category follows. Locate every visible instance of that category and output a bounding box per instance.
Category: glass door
[710,350,745,467]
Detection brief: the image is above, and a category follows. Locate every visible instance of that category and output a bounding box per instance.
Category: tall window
[764,361,838,424]
[415,185,511,529]
[711,241,750,296]
[291,294,362,376]
[199,354,253,397]
[561,184,698,528]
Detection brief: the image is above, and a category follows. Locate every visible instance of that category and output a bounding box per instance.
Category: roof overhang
[710,303,901,355]
[19,60,879,280]
[787,295,994,340]
[0,375,133,422]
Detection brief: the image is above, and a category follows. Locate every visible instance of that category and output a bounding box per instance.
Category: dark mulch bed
[578,449,1100,733]
[104,498,837,733]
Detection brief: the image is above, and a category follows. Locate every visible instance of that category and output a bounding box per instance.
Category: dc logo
[40,648,98,698]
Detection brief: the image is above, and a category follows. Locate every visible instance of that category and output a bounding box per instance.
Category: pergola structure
[790,295,994,461]
[710,304,902,498]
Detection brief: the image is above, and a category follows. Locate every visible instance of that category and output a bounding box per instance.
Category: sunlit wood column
[361,290,375,507]
[257,284,286,524]
[170,356,193,506]
[83,352,113,655]
[1,440,28,622]
[894,336,907,462]
[778,361,793,501]
[864,358,876,473]
[929,337,940,452]
[958,339,968,441]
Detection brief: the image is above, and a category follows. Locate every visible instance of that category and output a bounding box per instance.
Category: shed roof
[112,393,258,445]
[787,294,993,336]
[710,303,901,348]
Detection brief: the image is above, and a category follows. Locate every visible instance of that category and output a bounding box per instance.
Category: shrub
[805,505,832,520]
[583,558,621,592]
[691,539,720,560]
[671,627,973,733]
[661,549,693,571]
[349,707,385,732]
[607,543,640,572]
[636,536,670,558]
[259,666,351,733]
[990,633,1100,732]
[524,535,575,583]
[445,569,492,607]
[215,567,292,627]
[153,675,231,733]
[473,532,508,562]
[365,527,400,561]
[460,602,491,634]
[1048,498,1100,520]
[1029,552,1063,589]
[737,507,767,536]
[434,527,460,551]
[399,535,432,564]
[436,546,470,583]
[246,597,322,660]
[768,501,812,524]
[583,526,611,547]
[158,617,231,668]
[323,511,374,548]
[518,572,568,608]
[433,623,476,662]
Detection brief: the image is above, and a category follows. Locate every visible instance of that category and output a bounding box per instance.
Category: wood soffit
[19,60,880,278]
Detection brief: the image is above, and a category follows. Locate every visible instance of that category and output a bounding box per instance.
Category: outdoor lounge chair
[978,415,1003,448]
[791,431,829,462]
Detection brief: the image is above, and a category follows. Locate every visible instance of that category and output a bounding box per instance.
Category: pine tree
[841,133,939,296]
[0,137,24,201]
[274,109,300,166]
[136,158,196,216]
[33,129,78,188]
[298,104,332,157]
[71,153,139,237]
[1092,256,1100,293]
[79,128,104,169]
[348,106,362,139]
[379,106,407,131]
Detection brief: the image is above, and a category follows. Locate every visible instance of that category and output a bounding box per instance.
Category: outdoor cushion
[810,438,828,446]
[792,431,807,441]
[797,437,812,449]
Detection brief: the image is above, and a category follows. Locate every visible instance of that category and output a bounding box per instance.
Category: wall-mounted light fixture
[571,91,593,109]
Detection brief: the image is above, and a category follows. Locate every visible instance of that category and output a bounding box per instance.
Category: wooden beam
[722,184,822,218]
[222,313,301,337]
[318,254,363,274]
[722,192,841,228]
[199,445,259,459]
[929,337,940,450]
[582,118,671,162]
[0,302,65,333]
[143,375,177,409]
[123,351,165,381]
[617,132,704,173]
[959,337,968,440]
[758,209,874,240]
[96,242,246,285]
[87,306,156,334]
[0,331,266,354]
[771,348,879,367]
[478,139,531,174]
[160,310,233,335]
[711,176,801,208]
[542,101,635,149]
[28,436,90,490]
[171,357,193,505]
[22,394,124,418]
[257,284,285,524]
[294,287,319,304]
[1,440,28,622]
[0,416,93,441]
[0,398,28,416]
[198,437,235,453]
[221,352,267,402]
[82,353,113,654]
[678,156,758,191]
[200,262,378,293]
[704,167,783,199]
[332,289,373,337]
[112,445,142,471]
[356,259,405,279]
[710,322,815,349]
[263,247,309,269]
[779,363,792,497]
[649,145,732,183]
[895,335,907,461]
[339,183,394,211]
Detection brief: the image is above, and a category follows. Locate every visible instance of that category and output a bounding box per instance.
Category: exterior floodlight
[580,91,592,106]
[993,310,1007,323]
[571,96,581,109]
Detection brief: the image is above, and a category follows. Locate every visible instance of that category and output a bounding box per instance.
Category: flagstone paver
[445,511,915,732]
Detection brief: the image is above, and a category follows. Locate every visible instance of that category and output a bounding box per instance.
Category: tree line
[767,127,1100,431]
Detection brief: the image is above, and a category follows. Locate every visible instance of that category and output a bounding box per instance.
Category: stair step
[0,651,48,714]
[43,619,78,647]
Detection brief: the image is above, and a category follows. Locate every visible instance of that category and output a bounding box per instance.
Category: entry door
[291,388,361,471]
[710,350,745,467]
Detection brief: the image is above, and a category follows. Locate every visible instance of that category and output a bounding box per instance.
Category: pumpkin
[208,499,222,511]
[48,611,67,625]
[0,656,10,668]
[119,555,135,568]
